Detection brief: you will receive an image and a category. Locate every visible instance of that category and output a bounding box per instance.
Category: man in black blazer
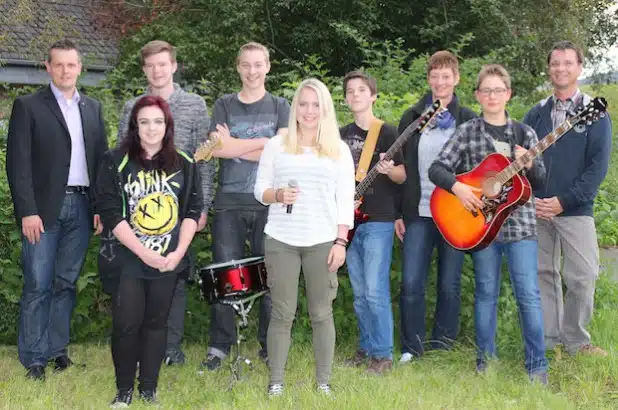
[6,39,108,380]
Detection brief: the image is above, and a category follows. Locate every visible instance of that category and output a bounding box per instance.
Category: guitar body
[348,207,370,242]
[430,153,531,252]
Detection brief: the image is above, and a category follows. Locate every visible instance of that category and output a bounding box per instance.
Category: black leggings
[112,273,178,391]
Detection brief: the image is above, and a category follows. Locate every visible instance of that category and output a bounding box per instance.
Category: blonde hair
[476,64,511,90]
[284,78,341,159]
[237,42,270,64]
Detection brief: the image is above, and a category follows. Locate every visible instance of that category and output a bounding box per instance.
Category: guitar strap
[355,118,384,182]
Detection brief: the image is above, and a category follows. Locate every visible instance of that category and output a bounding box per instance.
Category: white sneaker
[317,383,332,395]
[399,352,414,364]
[268,383,284,397]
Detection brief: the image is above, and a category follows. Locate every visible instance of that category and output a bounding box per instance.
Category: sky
[581,4,618,78]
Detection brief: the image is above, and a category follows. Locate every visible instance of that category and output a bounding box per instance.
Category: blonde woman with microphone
[254,78,355,397]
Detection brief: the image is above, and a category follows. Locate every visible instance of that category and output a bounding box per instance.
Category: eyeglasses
[549,60,578,69]
[477,88,508,96]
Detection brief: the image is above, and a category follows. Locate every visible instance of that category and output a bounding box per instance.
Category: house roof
[0,0,119,70]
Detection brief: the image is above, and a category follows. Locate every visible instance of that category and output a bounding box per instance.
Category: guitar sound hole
[481,177,502,198]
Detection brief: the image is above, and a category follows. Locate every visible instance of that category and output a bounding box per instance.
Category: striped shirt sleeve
[336,141,355,228]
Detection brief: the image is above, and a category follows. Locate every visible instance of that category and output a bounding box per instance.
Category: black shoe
[163,349,186,366]
[52,355,74,372]
[26,365,45,381]
[198,353,222,372]
[139,389,157,404]
[110,388,133,408]
[476,358,487,374]
[258,348,269,364]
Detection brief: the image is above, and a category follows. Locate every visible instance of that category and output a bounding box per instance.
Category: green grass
[1,275,617,409]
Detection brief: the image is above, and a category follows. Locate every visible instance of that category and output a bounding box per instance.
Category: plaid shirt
[551,89,582,130]
[434,116,545,243]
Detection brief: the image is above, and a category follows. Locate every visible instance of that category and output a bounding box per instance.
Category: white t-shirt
[254,135,355,247]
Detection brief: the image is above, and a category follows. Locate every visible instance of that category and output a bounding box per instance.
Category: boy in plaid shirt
[428,64,549,384]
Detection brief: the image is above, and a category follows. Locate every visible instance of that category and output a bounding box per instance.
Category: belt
[66,185,88,194]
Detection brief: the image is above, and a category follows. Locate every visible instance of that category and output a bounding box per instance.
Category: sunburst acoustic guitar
[430,97,608,251]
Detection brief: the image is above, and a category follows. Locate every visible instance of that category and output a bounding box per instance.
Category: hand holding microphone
[276,180,299,213]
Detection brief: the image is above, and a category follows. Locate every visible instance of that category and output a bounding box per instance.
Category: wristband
[333,237,348,247]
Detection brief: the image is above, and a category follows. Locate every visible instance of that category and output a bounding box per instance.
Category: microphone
[286,179,298,214]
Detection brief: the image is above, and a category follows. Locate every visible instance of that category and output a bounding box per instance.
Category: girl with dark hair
[96,95,202,406]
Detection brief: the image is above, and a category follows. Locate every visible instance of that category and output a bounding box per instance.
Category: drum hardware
[222,290,266,389]
[195,257,270,389]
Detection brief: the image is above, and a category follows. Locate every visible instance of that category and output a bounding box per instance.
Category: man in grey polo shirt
[106,40,215,365]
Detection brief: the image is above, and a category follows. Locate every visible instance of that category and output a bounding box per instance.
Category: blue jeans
[347,222,395,359]
[18,192,90,368]
[472,239,548,374]
[400,217,464,356]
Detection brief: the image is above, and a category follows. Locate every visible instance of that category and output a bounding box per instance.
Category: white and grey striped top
[254,135,355,247]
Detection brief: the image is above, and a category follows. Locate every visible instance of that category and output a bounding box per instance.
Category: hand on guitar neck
[514,145,533,169]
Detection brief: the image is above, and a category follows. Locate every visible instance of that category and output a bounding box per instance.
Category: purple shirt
[50,82,89,186]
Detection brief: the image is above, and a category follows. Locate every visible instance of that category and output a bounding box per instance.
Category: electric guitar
[430,97,607,252]
[194,134,222,162]
[347,100,446,241]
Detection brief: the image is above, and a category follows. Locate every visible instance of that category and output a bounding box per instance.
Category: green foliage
[0,38,616,347]
[97,0,618,104]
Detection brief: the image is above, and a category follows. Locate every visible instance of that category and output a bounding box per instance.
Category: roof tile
[0,0,119,68]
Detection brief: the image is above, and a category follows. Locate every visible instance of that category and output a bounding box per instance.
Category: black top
[340,121,403,222]
[398,93,477,222]
[484,122,508,142]
[96,148,203,279]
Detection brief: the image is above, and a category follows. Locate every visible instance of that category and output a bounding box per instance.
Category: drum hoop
[202,256,264,270]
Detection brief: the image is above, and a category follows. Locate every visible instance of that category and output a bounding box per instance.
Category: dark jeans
[207,209,271,358]
[400,217,465,356]
[18,192,90,368]
[112,273,178,391]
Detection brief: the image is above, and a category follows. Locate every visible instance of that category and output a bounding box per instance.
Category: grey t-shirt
[210,92,290,209]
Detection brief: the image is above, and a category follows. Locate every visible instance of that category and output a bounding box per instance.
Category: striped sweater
[117,83,215,210]
[254,135,355,247]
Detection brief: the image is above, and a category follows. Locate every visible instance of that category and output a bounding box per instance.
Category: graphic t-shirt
[484,122,512,157]
[210,92,290,210]
[339,121,403,222]
[124,161,186,277]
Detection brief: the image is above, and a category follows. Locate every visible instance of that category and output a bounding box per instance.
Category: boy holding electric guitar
[339,71,406,374]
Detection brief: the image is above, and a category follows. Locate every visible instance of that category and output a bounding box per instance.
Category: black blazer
[6,85,108,229]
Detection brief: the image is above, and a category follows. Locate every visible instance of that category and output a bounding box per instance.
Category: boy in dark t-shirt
[200,42,290,372]
[428,64,548,383]
[340,71,405,374]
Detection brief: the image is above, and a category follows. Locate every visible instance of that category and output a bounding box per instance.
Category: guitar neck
[496,119,576,184]
[354,115,431,200]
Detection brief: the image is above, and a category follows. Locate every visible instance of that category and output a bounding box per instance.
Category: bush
[0,39,616,348]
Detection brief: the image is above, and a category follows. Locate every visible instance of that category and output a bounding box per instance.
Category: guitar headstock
[194,135,223,162]
[572,97,608,126]
[418,99,447,132]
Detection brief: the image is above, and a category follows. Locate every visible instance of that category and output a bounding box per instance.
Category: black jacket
[6,86,108,228]
[398,94,476,222]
